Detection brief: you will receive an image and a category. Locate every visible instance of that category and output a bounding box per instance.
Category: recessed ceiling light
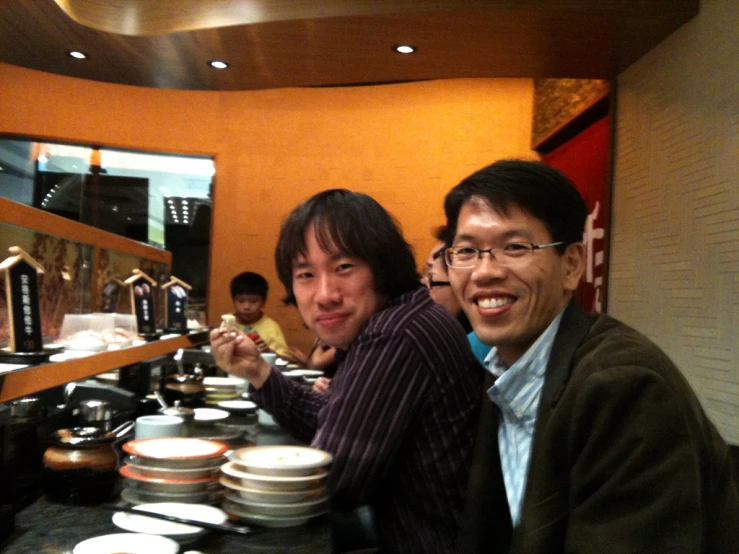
[394,45,417,54]
[69,51,87,60]
[208,60,229,69]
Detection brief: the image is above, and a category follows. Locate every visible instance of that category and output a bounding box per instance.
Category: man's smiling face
[448,197,583,366]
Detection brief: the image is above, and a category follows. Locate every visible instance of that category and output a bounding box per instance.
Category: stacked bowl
[220,445,332,527]
[203,377,246,405]
[120,437,228,505]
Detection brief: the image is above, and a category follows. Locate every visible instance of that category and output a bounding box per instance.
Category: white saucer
[73,532,179,554]
[112,502,228,543]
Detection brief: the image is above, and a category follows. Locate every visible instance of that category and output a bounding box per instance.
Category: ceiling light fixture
[208,60,229,69]
[69,51,87,59]
[394,45,417,54]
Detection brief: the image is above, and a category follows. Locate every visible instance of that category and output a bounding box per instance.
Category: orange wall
[0,62,535,351]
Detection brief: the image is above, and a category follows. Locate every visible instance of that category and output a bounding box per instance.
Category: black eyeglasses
[426,278,451,289]
[445,241,565,268]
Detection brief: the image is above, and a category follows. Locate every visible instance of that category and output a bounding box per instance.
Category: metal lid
[10,397,44,418]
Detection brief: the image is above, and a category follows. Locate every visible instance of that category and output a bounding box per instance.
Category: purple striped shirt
[251,288,483,553]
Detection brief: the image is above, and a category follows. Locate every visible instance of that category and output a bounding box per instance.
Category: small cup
[134,415,184,440]
[260,353,277,366]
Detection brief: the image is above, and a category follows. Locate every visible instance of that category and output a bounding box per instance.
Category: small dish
[193,408,230,424]
[120,464,220,484]
[73,532,179,554]
[221,461,328,491]
[126,453,228,470]
[219,475,325,503]
[121,487,220,506]
[217,400,258,414]
[282,369,324,378]
[123,477,221,494]
[222,499,323,528]
[112,502,228,543]
[123,437,228,466]
[228,445,333,477]
[203,377,246,388]
[223,489,328,517]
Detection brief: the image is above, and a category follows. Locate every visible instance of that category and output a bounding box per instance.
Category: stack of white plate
[120,438,228,505]
[204,377,246,405]
[220,445,332,528]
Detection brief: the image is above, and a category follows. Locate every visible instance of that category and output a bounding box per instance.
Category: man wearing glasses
[446,160,739,553]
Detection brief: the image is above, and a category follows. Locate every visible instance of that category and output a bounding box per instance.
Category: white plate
[217,400,257,411]
[73,533,179,554]
[223,489,328,516]
[193,408,230,423]
[123,438,228,465]
[219,475,326,503]
[228,445,333,476]
[203,377,246,388]
[221,461,328,491]
[112,502,228,543]
[222,499,324,528]
[282,369,324,378]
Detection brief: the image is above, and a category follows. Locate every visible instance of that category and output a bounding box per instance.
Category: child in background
[229,272,290,359]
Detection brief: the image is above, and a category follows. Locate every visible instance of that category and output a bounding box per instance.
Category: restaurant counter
[0,416,333,553]
[2,495,331,553]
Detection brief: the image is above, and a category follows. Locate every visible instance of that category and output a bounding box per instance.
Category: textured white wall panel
[612,0,739,443]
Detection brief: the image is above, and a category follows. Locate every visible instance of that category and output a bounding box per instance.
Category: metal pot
[163,373,205,408]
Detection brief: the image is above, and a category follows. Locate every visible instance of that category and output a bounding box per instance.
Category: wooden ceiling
[0,0,699,91]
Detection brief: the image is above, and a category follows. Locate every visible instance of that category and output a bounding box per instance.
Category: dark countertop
[2,496,331,553]
[0,416,333,554]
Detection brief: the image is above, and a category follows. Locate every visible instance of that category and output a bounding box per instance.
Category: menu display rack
[0,329,210,403]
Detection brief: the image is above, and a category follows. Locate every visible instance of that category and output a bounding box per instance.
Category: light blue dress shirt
[483,310,564,526]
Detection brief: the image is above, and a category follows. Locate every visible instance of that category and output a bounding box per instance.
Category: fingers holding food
[220,313,237,333]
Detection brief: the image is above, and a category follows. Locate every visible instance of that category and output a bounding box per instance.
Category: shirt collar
[484,309,565,428]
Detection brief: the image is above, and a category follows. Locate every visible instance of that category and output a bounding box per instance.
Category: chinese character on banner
[541,115,611,313]
[584,202,606,312]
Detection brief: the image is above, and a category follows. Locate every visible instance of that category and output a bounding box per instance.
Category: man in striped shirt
[211,189,483,553]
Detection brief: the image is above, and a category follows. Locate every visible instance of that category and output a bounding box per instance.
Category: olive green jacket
[458,300,739,553]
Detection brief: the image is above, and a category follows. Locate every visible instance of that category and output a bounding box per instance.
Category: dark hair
[444,160,587,252]
[275,189,420,305]
[230,272,269,300]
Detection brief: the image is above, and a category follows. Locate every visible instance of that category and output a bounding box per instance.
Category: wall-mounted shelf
[0,330,210,402]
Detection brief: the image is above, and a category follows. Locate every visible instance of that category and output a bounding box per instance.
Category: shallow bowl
[223,490,328,517]
[219,475,325,503]
[222,499,324,528]
[221,461,328,491]
[228,445,333,477]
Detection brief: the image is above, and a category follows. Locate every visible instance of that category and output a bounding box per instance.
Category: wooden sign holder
[161,276,192,334]
[124,269,159,339]
[0,246,53,363]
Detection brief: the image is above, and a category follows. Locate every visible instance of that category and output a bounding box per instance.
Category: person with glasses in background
[424,228,491,364]
[445,160,739,553]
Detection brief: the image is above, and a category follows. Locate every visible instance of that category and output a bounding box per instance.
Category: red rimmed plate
[120,464,220,484]
[123,438,228,468]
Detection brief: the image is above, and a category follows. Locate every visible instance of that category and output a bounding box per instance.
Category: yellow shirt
[234,314,290,358]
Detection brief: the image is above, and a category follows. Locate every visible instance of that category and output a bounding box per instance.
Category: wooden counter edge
[0,330,210,402]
